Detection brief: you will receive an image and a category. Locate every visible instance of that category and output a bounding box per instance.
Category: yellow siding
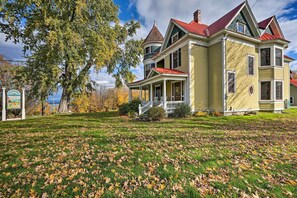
[274,68,284,80]
[164,45,188,72]
[275,102,284,109]
[208,42,222,111]
[259,103,274,110]
[290,86,297,106]
[259,68,274,79]
[284,63,290,102]
[225,40,259,111]
[164,55,170,69]
[191,44,209,110]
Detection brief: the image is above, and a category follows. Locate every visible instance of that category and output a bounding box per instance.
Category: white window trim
[249,84,254,96]
[171,32,179,44]
[170,49,181,69]
[275,80,284,101]
[259,47,273,67]
[259,81,272,101]
[274,46,284,67]
[247,55,255,75]
[227,71,236,94]
[236,22,246,34]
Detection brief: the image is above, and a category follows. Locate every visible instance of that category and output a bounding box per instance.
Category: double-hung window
[170,48,181,68]
[275,81,283,100]
[261,48,271,66]
[275,48,283,66]
[261,81,271,100]
[228,72,235,93]
[171,33,179,44]
[248,56,254,75]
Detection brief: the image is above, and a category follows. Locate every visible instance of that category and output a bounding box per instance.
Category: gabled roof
[172,19,208,37]
[258,16,274,29]
[290,79,297,87]
[207,2,245,36]
[143,22,164,45]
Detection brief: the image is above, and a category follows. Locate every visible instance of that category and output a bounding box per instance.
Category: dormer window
[236,22,245,34]
[171,33,179,44]
[145,47,151,55]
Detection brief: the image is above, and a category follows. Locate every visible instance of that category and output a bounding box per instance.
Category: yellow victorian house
[127,1,294,115]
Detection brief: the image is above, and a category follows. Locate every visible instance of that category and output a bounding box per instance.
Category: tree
[0,0,143,113]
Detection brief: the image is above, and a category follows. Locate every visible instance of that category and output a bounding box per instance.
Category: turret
[143,22,164,78]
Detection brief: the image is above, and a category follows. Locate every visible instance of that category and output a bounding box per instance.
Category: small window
[276,81,283,100]
[237,22,245,33]
[261,81,271,100]
[145,47,151,55]
[290,97,294,104]
[171,33,179,43]
[249,85,254,95]
[261,48,271,66]
[248,56,254,75]
[275,48,283,66]
[228,72,235,93]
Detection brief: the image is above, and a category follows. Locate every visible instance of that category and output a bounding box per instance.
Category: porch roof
[127,68,188,88]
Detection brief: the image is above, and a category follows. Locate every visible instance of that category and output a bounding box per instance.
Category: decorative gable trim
[161,20,189,52]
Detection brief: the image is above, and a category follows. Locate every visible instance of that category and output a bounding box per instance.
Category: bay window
[261,48,271,66]
[275,48,283,66]
[275,81,283,100]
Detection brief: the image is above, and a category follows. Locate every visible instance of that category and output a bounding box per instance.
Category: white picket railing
[138,101,152,115]
[138,100,185,115]
[166,101,185,113]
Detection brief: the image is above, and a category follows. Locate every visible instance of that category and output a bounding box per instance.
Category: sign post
[2,87,6,121]
[22,88,26,120]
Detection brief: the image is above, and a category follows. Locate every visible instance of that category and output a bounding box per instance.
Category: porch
[128,78,187,115]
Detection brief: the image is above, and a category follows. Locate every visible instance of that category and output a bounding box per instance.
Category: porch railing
[166,101,185,113]
[138,101,152,115]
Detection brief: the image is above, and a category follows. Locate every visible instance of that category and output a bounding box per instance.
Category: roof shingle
[143,23,164,45]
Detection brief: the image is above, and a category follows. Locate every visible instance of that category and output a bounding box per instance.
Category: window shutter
[178,48,181,67]
[170,53,172,69]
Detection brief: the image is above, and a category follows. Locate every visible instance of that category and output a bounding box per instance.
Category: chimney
[193,10,201,23]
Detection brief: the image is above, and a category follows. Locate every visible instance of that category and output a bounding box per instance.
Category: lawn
[0,110,297,197]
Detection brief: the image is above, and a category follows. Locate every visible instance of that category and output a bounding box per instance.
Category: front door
[155,85,162,101]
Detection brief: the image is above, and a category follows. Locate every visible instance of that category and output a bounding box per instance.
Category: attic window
[236,22,245,34]
[171,33,179,43]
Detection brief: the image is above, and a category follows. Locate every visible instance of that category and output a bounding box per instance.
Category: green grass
[0,109,297,197]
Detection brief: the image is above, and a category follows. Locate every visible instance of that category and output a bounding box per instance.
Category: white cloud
[290,61,297,71]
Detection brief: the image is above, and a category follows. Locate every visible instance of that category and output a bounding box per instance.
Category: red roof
[154,68,186,75]
[260,33,288,42]
[285,55,295,61]
[172,19,208,36]
[207,2,245,36]
[258,16,273,29]
[291,79,297,87]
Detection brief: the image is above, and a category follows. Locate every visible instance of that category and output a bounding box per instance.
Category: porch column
[22,88,26,120]
[128,88,132,102]
[150,84,153,107]
[139,86,142,100]
[2,87,6,121]
[183,80,186,102]
[163,80,167,109]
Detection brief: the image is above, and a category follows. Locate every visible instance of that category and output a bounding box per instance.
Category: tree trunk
[58,88,71,113]
[41,100,45,116]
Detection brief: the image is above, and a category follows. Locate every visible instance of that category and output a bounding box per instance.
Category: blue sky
[1,0,297,100]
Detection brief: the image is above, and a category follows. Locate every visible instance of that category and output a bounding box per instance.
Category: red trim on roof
[285,55,295,61]
[207,2,245,36]
[172,19,208,37]
[154,68,187,75]
[258,16,273,29]
[290,79,297,87]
